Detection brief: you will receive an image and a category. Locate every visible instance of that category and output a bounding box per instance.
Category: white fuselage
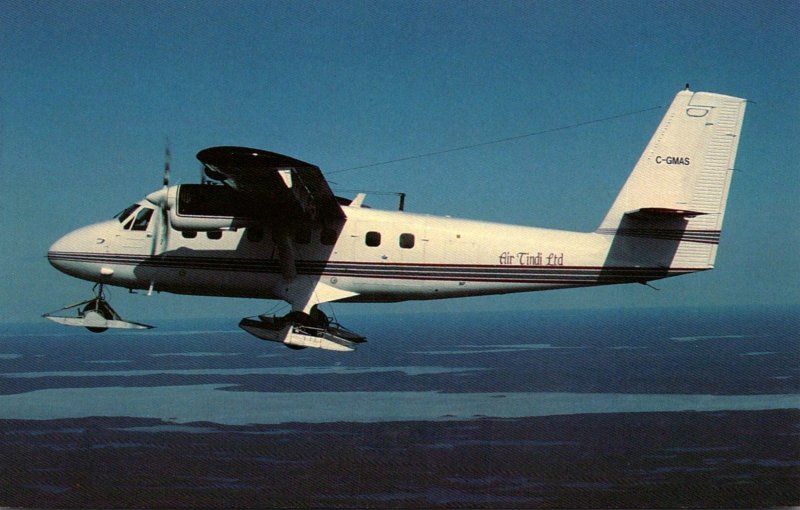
[47,191,691,306]
[45,90,746,343]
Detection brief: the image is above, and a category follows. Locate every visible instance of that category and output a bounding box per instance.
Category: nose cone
[47,230,81,274]
[48,231,75,256]
[47,223,109,278]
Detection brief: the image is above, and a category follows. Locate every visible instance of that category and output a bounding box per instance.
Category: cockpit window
[130,208,154,231]
[114,204,139,223]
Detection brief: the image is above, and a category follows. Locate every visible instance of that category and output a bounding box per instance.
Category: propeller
[150,143,171,256]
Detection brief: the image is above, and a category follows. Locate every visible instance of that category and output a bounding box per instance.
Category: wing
[197,146,344,281]
[196,146,345,223]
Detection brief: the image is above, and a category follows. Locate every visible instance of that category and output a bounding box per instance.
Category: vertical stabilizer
[598,89,746,269]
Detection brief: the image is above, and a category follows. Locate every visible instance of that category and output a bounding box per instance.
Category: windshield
[114,204,139,223]
[130,208,154,231]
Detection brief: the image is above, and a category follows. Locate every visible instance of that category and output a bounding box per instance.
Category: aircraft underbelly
[128,263,570,300]
[335,279,565,302]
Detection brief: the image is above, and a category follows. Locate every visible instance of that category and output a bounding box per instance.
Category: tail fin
[597,89,747,270]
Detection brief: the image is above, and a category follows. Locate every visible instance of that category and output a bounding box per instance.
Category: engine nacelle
[169,210,256,231]
[169,184,258,232]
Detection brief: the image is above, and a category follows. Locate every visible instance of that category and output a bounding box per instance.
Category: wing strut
[274,230,297,281]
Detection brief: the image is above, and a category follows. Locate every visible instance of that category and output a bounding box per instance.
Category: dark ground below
[1,409,798,508]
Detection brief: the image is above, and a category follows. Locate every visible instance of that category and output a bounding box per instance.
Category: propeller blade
[152,143,172,256]
[161,206,169,246]
[161,144,171,246]
[163,144,171,191]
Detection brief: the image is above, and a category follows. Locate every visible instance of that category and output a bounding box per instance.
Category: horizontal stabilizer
[625,208,708,220]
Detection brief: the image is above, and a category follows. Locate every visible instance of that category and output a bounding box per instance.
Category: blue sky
[0,0,797,323]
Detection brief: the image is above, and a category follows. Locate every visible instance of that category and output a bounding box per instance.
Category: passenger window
[320,227,337,246]
[182,231,197,239]
[207,230,222,240]
[365,231,381,247]
[130,208,154,231]
[399,233,415,249]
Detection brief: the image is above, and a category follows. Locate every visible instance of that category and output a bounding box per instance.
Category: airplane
[45,88,747,351]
